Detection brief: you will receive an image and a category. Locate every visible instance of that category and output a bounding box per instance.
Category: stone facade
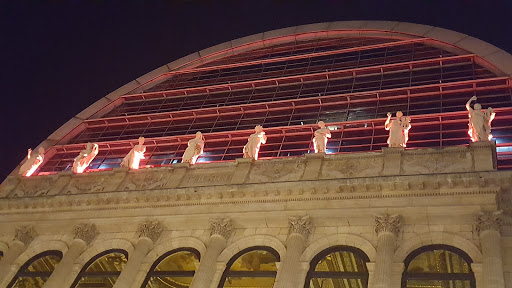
[0,142,511,287]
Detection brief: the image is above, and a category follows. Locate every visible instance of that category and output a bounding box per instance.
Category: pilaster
[475,211,505,288]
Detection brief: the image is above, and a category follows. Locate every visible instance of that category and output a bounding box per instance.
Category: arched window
[7,250,62,288]
[71,249,128,288]
[304,246,369,288]
[141,248,200,288]
[218,246,280,288]
[402,244,475,288]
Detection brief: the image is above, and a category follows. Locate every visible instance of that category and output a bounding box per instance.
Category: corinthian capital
[475,211,503,234]
[375,214,401,236]
[289,216,312,238]
[210,217,233,239]
[14,225,37,246]
[73,223,99,244]
[137,219,164,242]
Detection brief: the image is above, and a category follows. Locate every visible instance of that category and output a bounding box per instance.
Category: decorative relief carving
[137,219,164,242]
[475,211,503,234]
[289,216,312,238]
[210,217,233,239]
[182,173,232,187]
[123,172,168,191]
[65,177,106,194]
[249,160,306,182]
[321,156,383,179]
[73,223,98,244]
[401,151,472,175]
[10,178,52,198]
[14,225,37,246]
[375,214,401,236]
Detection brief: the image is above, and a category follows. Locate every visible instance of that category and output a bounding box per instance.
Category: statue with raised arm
[121,137,146,169]
[19,147,45,177]
[182,132,205,165]
[243,125,267,160]
[466,96,495,142]
[313,121,331,153]
[72,142,99,173]
[385,111,411,147]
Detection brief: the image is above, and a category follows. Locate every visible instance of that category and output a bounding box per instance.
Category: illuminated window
[304,246,369,288]
[7,250,62,288]
[218,246,280,288]
[401,244,475,288]
[141,248,200,288]
[71,249,128,288]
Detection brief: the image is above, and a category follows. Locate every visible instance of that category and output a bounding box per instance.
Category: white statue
[182,132,205,165]
[466,96,495,142]
[19,148,45,177]
[121,137,146,169]
[313,121,331,153]
[72,143,99,173]
[385,111,411,147]
[243,125,267,160]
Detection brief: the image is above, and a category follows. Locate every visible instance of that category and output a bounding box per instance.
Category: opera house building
[1,21,512,288]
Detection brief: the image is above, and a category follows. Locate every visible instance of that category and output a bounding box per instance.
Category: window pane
[25,255,61,273]
[155,251,199,272]
[407,250,470,274]
[309,277,366,288]
[222,276,275,287]
[229,250,278,272]
[314,250,367,273]
[146,276,194,287]
[406,279,472,288]
[11,277,48,288]
[75,252,127,288]
[75,276,120,288]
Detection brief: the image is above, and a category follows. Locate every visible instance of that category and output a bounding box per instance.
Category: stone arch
[142,236,206,265]
[75,238,134,267]
[217,235,286,263]
[25,20,512,172]
[300,233,377,262]
[393,231,482,263]
[12,240,68,267]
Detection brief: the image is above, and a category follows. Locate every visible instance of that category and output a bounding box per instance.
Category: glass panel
[11,277,48,288]
[406,279,472,288]
[75,252,128,288]
[25,255,61,272]
[229,250,278,272]
[309,277,366,288]
[75,276,120,288]
[314,250,367,273]
[407,250,470,274]
[146,276,194,287]
[222,276,275,288]
[155,251,199,272]
[84,252,127,273]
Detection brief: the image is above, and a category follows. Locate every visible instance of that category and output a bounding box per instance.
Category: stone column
[0,225,36,288]
[43,223,98,288]
[190,217,233,288]
[475,211,505,288]
[114,219,164,288]
[274,216,312,288]
[372,214,401,288]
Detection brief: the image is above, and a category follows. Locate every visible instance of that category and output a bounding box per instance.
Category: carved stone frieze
[210,217,233,239]
[14,225,37,246]
[248,160,306,183]
[73,223,99,244]
[65,176,106,194]
[137,219,164,242]
[181,169,233,187]
[10,178,52,198]
[288,216,312,238]
[401,151,472,175]
[375,214,401,236]
[475,211,503,234]
[321,156,383,179]
[123,171,168,191]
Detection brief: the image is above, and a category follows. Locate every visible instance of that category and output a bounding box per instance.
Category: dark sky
[1,0,511,181]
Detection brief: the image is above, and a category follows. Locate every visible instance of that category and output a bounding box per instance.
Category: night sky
[1,1,511,182]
